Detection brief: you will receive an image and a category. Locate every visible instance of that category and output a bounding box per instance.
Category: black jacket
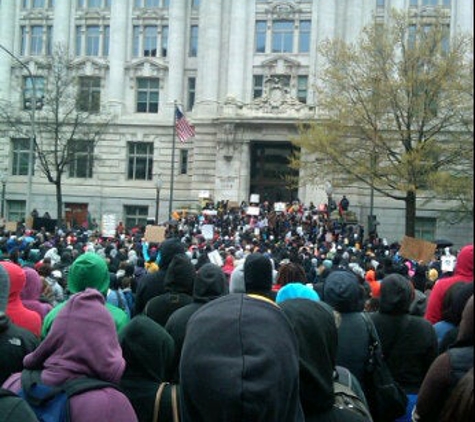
[134,239,185,315]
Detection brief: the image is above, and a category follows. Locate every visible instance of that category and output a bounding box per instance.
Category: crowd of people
[0,198,473,421]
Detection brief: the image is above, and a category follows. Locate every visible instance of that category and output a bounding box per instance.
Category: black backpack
[18,370,122,422]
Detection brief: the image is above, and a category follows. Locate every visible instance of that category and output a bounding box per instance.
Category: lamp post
[0,44,36,222]
[155,174,163,224]
[0,171,6,219]
[324,180,333,217]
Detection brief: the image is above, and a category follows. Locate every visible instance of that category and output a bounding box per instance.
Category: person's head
[164,253,195,294]
[0,264,9,316]
[0,261,26,302]
[280,299,338,417]
[378,273,415,315]
[276,283,320,304]
[244,253,273,294]
[323,270,365,312]
[119,314,175,382]
[193,263,228,303]
[180,294,304,422]
[441,282,468,324]
[276,262,308,287]
[67,252,110,296]
[229,263,245,293]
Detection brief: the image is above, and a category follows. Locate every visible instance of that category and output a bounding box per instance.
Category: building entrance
[249,141,298,204]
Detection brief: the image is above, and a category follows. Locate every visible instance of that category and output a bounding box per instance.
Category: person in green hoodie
[41,252,129,338]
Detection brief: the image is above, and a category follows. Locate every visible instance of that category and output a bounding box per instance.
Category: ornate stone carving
[217,123,243,161]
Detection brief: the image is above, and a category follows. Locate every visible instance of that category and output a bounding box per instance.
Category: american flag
[175,107,195,143]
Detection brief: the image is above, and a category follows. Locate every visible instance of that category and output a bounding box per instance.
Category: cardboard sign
[399,236,436,264]
[249,194,260,204]
[202,224,214,240]
[144,225,166,243]
[274,202,286,212]
[5,221,17,232]
[101,214,117,238]
[208,249,223,267]
[202,209,218,216]
[246,206,260,216]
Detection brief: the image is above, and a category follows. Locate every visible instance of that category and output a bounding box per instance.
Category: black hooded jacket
[119,315,177,422]
[370,274,438,394]
[280,299,368,422]
[134,239,185,315]
[165,263,228,381]
[180,294,305,422]
[144,253,195,326]
[323,270,371,387]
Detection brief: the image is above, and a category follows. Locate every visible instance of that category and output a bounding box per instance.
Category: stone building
[0,0,472,246]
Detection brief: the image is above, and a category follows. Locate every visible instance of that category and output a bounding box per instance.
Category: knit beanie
[276,283,320,304]
[229,263,245,293]
[0,265,9,313]
[244,253,273,293]
[67,252,110,295]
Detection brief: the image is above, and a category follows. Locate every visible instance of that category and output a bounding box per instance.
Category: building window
[180,149,189,175]
[30,26,44,56]
[133,25,168,57]
[124,205,148,229]
[46,26,53,55]
[189,25,198,57]
[376,0,385,6]
[6,200,26,223]
[23,76,44,110]
[161,25,168,57]
[69,141,94,178]
[136,78,159,113]
[414,217,436,241]
[272,20,293,53]
[23,0,54,8]
[255,21,267,53]
[298,20,311,53]
[192,0,200,8]
[134,0,168,7]
[253,75,264,99]
[77,0,111,8]
[77,77,101,113]
[75,25,109,56]
[297,75,308,103]
[128,142,154,180]
[187,77,196,111]
[11,139,34,176]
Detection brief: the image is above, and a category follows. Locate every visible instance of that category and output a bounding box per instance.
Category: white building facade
[0,0,473,246]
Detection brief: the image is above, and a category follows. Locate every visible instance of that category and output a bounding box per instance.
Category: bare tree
[0,46,111,225]
[293,10,473,236]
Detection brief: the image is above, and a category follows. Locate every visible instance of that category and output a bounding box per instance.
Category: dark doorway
[249,141,299,204]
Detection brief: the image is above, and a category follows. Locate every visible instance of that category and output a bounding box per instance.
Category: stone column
[52,0,72,50]
[452,0,473,36]
[107,0,129,115]
[0,0,16,101]
[226,0,249,103]
[195,0,222,116]
[167,0,187,118]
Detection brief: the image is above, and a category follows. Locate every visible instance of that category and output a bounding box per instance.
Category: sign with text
[399,236,436,264]
[274,202,286,212]
[101,214,117,238]
[144,225,166,243]
[202,224,214,240]
[246,206,260,216]
[249,194,260,204]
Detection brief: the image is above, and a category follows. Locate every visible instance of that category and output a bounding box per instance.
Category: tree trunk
[405,190,416,237]
[55,179,63,227]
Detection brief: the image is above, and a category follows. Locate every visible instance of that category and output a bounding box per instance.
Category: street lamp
[324,180,333,216]
[0,44,36,223]
[155,173,163,224]
[0,171,7,219]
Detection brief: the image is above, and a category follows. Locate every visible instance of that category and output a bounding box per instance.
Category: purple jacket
[20,267,53,320]
[3,289,137,422]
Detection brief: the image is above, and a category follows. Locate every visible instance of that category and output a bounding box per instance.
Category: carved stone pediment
[126,59,168,87]
[261,56,301,75]
[266,1,300,19]
[72,57,109,76]
[133,8,166,20]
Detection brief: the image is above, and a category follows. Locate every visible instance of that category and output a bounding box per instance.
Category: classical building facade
[0,0,472,246]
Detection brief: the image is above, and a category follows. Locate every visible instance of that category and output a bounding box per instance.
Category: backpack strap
[171,384,179,422]
[153,382,169,422]
[21,369,63,406]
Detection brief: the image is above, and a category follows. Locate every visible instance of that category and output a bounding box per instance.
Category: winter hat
[194,263,228,302]
[427,268,439,283]
[229,263,245,293]
[164,253,195,294]
[67,252,110,295]
[323,270,364,313]
[379,273,414,315]
[276,283,320,304]
[322,259,333,270]
[0,264,9,313]
[244,253,273,293]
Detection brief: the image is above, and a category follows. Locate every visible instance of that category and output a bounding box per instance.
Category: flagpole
[169,100,177,219]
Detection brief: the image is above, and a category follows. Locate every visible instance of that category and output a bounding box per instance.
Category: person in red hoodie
[0,262,41,338]
[424,244,473,324]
